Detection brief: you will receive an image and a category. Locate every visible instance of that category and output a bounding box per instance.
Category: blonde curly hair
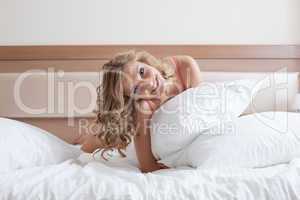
[93,50,175,159]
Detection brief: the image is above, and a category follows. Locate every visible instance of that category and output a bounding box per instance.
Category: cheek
[146,68,154,76]
[136,86,148,96]
[145,65,156,74]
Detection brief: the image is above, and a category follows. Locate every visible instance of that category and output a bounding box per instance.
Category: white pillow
[201,72,299,114]
[0,118,81,172]
[151,79,260,160]
[159,112,300,168]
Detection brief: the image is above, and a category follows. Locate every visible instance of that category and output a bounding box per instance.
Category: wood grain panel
[0,59,299,73]
[0,60,106,72]
[196,59,300,72]
[0,45,299,60]
[15,117,95,144]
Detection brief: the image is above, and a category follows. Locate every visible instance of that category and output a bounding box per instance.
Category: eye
[139,67,144,77]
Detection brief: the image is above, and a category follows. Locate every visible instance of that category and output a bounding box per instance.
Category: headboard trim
[0,45,299,60]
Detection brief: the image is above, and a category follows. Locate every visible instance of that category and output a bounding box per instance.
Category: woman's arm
[77,134,103,153]
[134,56,201,172]
[79,100,168,173]
[134,100,169,173]
[167,55,202,89]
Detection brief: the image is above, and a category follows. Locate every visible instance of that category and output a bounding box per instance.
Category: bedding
[0,152,299,199]
[151,79,260,160]
[202,72,299,114]
[0,114,300,199]
[1,75,300,199]
[0,118,81,172]
[158,112,300,168]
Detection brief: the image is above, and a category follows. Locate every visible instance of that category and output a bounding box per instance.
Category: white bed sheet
[0,152,300,200]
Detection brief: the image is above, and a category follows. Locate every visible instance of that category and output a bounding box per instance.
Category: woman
[77,50,201,173]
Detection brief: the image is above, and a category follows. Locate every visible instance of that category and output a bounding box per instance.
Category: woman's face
[122,61,165,100]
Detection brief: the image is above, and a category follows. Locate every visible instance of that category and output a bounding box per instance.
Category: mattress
[1,152,300,200]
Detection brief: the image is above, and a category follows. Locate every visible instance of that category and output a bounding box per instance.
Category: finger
[134,93,160,101]
[135,99,149,108]
[73,133,89,144]
[157,163,169,169]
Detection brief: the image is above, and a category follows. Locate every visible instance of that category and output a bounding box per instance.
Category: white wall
[0,0,299,45]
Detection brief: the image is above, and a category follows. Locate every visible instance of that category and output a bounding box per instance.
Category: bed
[0,45,300,200]
[1,150,300,199]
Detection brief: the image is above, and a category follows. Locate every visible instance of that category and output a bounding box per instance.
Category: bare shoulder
[162,55,195,63]
[162,55,199,73]
[163,55,201,88]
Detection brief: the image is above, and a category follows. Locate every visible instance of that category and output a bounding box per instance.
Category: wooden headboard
[0,45,299,143]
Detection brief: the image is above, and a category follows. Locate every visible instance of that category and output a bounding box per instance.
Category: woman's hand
[169,56,202,89]
[134,98,160,118]
[139,162,170,173]
[75,134,103,153]
[157,162,170,170]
